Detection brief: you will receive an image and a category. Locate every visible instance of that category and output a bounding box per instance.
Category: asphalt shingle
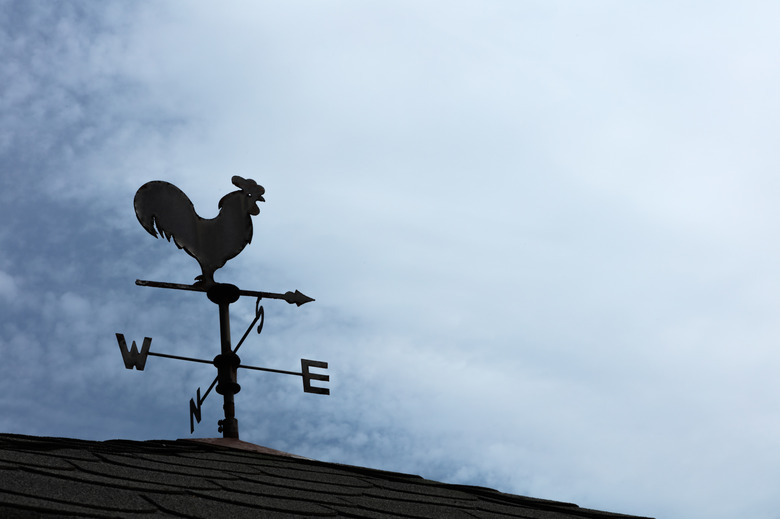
[0,433,653,518]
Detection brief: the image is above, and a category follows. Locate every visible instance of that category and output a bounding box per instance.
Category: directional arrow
[135,279,315,306]
[282,290,315,306]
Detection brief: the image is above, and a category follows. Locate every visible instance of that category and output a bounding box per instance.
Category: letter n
[115,333,152,370]
[189,388,202,434]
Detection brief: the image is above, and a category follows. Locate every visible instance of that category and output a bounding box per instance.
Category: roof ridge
[181,437,312,459]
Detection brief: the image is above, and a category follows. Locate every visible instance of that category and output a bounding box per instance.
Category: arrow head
[284,290,315,306]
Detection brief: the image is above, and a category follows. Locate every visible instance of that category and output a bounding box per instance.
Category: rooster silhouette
[134,176,265,287]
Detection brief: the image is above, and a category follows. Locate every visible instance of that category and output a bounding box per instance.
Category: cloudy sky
[3,1,780,517]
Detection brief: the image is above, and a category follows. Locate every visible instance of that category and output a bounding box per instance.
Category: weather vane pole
[116,177,328,439]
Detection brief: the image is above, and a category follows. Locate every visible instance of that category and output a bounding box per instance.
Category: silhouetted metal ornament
[117,178,328,440]
[134,175,265,287]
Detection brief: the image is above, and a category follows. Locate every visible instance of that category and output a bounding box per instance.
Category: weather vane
[115,176,328,439]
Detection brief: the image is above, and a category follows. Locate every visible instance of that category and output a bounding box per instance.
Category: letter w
[115,333,152,370]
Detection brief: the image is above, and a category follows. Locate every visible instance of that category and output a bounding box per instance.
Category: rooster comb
[232,176,265,197]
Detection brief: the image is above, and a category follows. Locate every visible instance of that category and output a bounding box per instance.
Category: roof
[0,433,652,518]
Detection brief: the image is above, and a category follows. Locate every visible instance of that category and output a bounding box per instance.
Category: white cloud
[3,2,780,518]
[0,270,18,301]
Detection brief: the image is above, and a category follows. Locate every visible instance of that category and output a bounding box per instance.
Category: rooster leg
[193,272,216,288]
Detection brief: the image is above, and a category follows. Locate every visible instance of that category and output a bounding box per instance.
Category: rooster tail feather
[137,211,159,238]
[153,218,172,243]
[134,181,198,248]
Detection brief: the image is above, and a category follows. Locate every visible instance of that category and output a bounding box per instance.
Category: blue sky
[3,2,780,518]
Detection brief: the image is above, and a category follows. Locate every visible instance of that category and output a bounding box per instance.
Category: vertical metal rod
[217,298,238,439]
[207,284,241,439]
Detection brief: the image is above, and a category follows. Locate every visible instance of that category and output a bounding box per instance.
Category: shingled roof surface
[0,433,652,518]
